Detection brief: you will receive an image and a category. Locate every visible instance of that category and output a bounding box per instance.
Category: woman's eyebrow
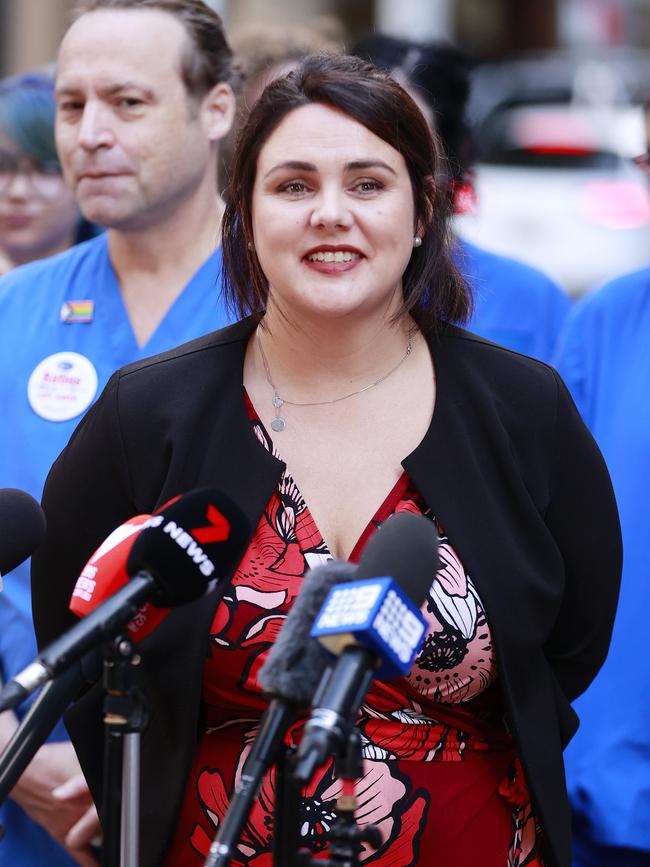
[263,160,316,179]
[263,158,398,180]
[345,159,397,175]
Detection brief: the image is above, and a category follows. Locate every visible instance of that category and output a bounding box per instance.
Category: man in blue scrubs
[0,2,237,863]
[554,267,650,866]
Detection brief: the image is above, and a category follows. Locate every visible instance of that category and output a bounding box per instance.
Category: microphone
[0,489,249,713]
[204,558,357,867]
[68,512,170,642]
[0,488,46,588]
[293,512,439,784]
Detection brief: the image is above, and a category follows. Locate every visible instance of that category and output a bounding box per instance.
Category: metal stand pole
[101,636,147,867]
[204,701,296,867]
[121,733,141,867]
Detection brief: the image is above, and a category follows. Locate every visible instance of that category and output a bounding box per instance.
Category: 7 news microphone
[0,488,249,714]
[0,487,47,586]
[293,511,439,784]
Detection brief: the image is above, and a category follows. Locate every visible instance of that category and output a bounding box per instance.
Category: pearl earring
[413,236,422,248]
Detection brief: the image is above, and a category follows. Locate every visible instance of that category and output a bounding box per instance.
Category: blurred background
[2,0,650,296]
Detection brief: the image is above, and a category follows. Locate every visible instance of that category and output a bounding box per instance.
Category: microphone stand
[297,727,381,867]
[101,635,147,867]
[202,714,381,867]
[203,701,296,867]
[272,745,302,867]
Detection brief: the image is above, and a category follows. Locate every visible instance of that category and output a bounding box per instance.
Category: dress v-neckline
[243,387,411,563]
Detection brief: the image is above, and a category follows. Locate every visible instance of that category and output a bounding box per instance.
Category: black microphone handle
[40,572,154,675]
[0,573,154,714]
[0,662,87,805]
[204,697,296,867]
[293,645,376,785]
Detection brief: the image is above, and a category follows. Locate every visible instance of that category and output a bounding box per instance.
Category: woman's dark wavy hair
[351,35,478,190]
[221,53,471,333]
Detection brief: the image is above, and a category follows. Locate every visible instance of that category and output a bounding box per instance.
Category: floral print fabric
[166,396,546,867]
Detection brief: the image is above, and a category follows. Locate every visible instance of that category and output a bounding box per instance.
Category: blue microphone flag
[311,576,427,679]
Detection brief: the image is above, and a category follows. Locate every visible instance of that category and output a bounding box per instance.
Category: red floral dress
[165,395,546,867]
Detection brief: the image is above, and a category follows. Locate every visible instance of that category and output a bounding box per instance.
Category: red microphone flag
[69,514,168,641]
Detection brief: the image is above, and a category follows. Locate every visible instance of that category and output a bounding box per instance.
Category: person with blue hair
[0,71,94,273]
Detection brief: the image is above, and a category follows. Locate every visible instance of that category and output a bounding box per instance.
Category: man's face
[55,8,230,231]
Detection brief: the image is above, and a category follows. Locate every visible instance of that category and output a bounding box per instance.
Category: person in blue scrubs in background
[554,134,650,863]
[352,35,570,363]
[0,1,238,864]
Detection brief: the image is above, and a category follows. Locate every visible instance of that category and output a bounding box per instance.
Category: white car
[457,57,650,296]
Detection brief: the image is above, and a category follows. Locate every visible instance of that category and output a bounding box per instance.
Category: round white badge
[27,352,98,422]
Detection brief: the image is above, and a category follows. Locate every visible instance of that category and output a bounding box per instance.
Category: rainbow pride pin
[60,300,94,324]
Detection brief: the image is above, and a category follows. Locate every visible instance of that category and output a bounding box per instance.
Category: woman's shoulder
[436,323,559,390]
[433,323,574,450]
[83,318,256,444]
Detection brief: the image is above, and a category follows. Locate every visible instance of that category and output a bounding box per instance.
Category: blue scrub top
[553,266,650,853]
[455,237,571,363]
[0,233,233,865]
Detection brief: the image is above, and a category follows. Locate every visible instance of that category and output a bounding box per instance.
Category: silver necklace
[256,325,414,432]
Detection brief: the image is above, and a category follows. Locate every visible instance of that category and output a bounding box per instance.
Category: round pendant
[272,394,284,409]
[271,417,286,432]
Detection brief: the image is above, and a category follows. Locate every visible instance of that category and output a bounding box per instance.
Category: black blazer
[32,317,621,867]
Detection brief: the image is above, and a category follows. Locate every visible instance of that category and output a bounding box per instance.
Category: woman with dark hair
[32,54,620,867]
[0,71,95,273]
